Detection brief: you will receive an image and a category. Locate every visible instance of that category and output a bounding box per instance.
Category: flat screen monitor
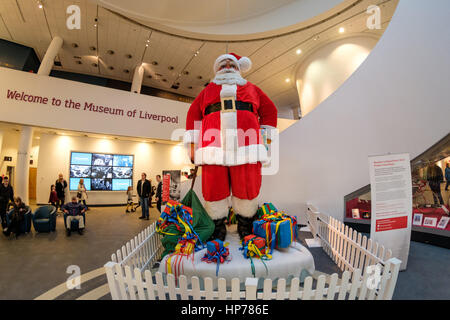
[69,152,134,191]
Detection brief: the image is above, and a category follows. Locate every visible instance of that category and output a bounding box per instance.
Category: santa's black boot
[210,217,227,241]
[236,214,255,240]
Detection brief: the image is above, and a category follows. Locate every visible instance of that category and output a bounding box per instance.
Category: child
[126,186,135,213]
[49,185,58,208]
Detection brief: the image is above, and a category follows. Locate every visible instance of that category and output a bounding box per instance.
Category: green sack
[160,189,215,258]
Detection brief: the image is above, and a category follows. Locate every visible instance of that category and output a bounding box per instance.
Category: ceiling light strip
[247,0,393,80]
[101,0,364,43]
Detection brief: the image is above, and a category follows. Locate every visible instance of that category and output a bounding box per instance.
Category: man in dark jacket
[0,176,14,229]
[155,175,162,213]
[445,162,450,191]
[55,173,67,212]
[137,173,151,220]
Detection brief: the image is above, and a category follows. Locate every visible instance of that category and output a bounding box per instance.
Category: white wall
[260,0,450,224]
[0,129,39,187]
[296,36,377,116]
[36,133,193,205]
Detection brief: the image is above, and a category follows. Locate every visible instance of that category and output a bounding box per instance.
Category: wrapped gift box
[253,215,297,252]
[242,234,268,257]
[256,203,278,219]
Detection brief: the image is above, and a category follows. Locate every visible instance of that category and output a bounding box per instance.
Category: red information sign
[162,174,171,203]
[375,216,408,232]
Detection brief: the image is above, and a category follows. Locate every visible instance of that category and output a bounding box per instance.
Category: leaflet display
[69,152,133,191]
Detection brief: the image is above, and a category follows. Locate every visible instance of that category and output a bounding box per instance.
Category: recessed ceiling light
[92,63,98,67]
[147,75,152,79]
[188,86,193,89]
[339,27,345,33]
[71,43,78,48]
[183,70,189,75]
[162,79,167,82]
[89,46,96,51]
[197,76,203,80]
[296,49,302,55]
[168,66,174,70]
[285,78,290,83]
[125,54,132,59]
[145,44,149,47]
[76,60,82,65]
[151,61,158,65]
[123,69,130,73]
[37,1,43,9]
[108,66,114,70]
[107,50,114,55]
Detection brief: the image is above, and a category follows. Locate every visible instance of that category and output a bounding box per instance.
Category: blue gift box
[253,217,297,252]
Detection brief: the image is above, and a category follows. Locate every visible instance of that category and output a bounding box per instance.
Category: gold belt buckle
[220,96,236,113]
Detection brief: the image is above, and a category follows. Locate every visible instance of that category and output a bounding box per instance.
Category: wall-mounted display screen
[69,152,133,191]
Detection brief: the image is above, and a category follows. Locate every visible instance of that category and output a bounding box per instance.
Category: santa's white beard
[213,69,247,86]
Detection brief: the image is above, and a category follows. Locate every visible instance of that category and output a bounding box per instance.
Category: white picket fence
[110,222,163,272]
[104,208,401,300]
[306,204,394,273]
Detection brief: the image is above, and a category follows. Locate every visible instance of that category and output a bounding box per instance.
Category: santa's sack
[253,212,297,252]
[157,191,214,258]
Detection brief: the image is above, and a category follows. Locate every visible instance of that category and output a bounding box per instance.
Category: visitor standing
[55,173,67,212]
[137,173,151,220]
[77,178,89,210]
[125,186,135,213]
[49,185,58,207]
[445,162,450,191]
[155,175,162,213]
[0,176,14,229]
[427,163,444,205]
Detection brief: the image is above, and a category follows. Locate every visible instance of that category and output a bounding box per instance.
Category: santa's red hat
[213,52,252,74]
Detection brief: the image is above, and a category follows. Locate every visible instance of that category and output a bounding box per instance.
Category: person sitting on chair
[3,196,26,238]
[63,196,86,236]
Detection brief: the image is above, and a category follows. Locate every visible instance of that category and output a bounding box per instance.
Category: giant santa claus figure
[184,53,277,240]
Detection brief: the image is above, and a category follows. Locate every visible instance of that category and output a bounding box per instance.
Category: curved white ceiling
[91,0,350,40]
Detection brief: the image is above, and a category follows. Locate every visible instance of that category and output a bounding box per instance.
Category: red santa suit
[184,53,277,220]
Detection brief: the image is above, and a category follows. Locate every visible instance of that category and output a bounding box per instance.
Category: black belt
[205,101,253,115]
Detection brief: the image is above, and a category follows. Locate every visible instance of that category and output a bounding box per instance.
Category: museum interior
[0,0,449,302]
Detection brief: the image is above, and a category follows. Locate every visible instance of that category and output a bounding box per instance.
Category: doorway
[29,167,37,200]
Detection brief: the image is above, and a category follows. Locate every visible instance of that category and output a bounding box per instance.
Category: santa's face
[217,59,239,74]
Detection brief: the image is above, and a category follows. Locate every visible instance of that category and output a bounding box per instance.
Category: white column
[131,64,144,93]
[15,126,34,204]
[37,36,63,76]
[0,130,3,158]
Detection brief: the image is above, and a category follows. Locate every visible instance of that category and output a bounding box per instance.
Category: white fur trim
[260,125,276,130]
[194,144,269,166]
[183,129,200,144]
[212,72,247,86]
[232,196,258,218]
[238,56,252,73]
[220,84,237,98]
[204,198,230,220]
